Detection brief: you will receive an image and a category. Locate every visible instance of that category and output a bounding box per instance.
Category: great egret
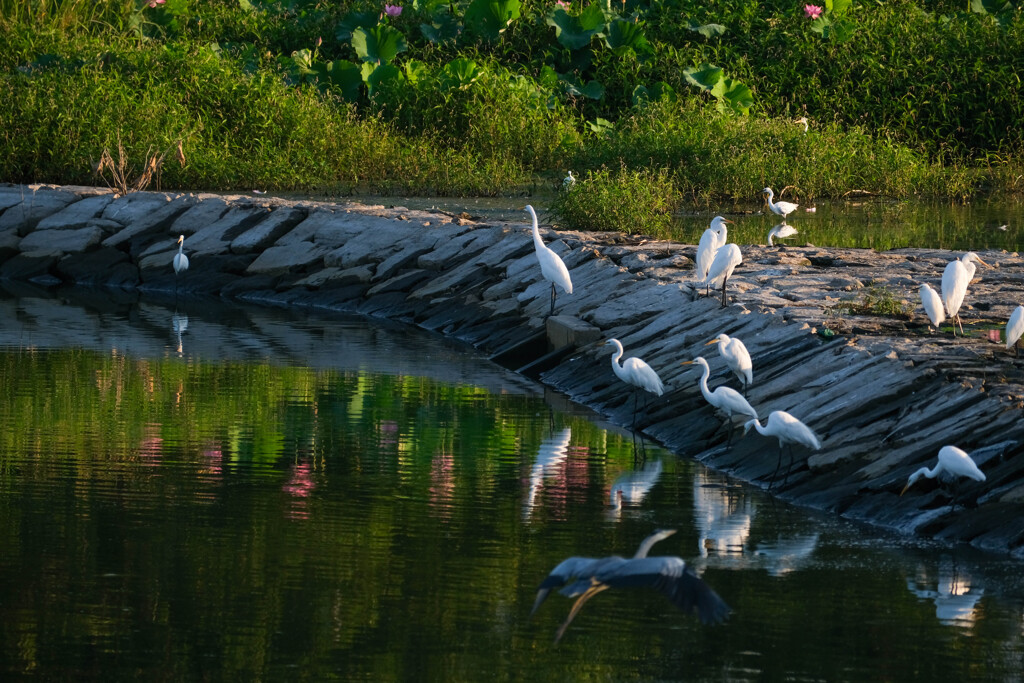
[703,243,742,307]
[173,234,189,274]
[900,445,986,501]
[563,171,576,190]
[795,116,809,133]
[762,187,798,219]
[941,252,989,336]
[696,216,731,281]
[606,338,665,427]
[682,356,757,444]
[525,205,573,316]
[919,283,945,331]
[531,529,730,643]
[1006,305,1024,356]
[767,222,798,247]
[705,334,752,395]
[743,410,820,490]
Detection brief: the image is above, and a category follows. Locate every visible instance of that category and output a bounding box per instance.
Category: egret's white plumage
[762,187,799,219]
[743,410,821,489]
[767,222,798,246]
[683,357,758,432]
[563,170,576,190]
[705,334,752,393]
[941,252,988,335]
[525,205,573,316]
[173,234,189,274]
[695,216,731,282]
[606,339,664,397]
[1006,305,1024,355]
[703,243,742,307]
[919,283,945,329]
[901,445,986,496]
[795,116,809,133]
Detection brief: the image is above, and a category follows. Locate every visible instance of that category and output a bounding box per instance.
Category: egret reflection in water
[524,428,572,519]
[906,557,984,628]
[172,312,188,355]
[693,471,753,558]
[608,458,663,519]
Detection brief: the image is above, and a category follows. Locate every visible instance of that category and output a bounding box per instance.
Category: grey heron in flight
[531,529,731,643]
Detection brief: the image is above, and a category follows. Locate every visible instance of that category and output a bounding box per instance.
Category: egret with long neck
[525,205,573,316]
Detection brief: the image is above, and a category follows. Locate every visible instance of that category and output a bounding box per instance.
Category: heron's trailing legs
[554,580,610,644]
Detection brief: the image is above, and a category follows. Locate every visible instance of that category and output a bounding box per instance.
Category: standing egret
[695,216,732,289]
[703,243,742,307]
[762,187,799,219]
[767,222,798,247]
[795,116,809,133]
[743,410,820,490]
[525,205,573,316]
[173,234,189,275]
[900,446,986,504]
[1006,305,1024,356]
[941,252,989,336]
[682,357,757,444]
[606,339,665,428]
[563,171,576,190]
[531,529,730,643]
[919,283,945,331]
[705,334,753,395]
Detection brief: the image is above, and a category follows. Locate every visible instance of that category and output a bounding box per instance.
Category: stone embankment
[2,183,1022,556]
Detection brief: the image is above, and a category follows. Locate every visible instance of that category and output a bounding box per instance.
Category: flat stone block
[0,188,79,235]
[35,194,113,231]
[246,242,328,275]
[546,315,602,350]
[19,226,104,254]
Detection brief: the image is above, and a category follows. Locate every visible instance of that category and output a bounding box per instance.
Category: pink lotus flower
[555,0,569,8]
[147,0,165,7]
[804,4,823,19]
[384,4,402,16]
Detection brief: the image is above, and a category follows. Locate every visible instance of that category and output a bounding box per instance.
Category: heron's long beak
[977,257,991,268]
[724,219,735,225]
[680,360,695,366]
[177,235,184,245]
[530,588,551,616]
[704,339,721,347]
[899,483,910,496]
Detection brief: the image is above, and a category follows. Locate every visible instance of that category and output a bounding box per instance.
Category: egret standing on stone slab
[767,222,798,247]
[705,334,752,396]
[941,251,989,336]
[173,234,189,275]
[901,445,986,504]
[525,205,573,316]
[743,410,820,490]
[919,283,945,331]
[682,356,757,444]
[703,243,742,307]
[530,529,730,643]
[762,187,799,219]
[695,216,732,294]
[1007,305,1024,356]
[606,338,665,429]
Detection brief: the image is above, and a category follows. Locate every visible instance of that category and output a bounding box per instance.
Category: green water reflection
[0,300,1023,681]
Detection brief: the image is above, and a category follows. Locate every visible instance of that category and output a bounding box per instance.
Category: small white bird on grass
[705,334,752,396]
[703,243,742,308]
[795,116,809,133]
[525,205,573,317]
[743,410,820,490]
[762,187,799,219]
[606,338,665,429]
[1006,305,1024,356]
[901,445,986,506]
[919,283,945,331]
[173,235,189,274]
[941,252,989,336]
[682,356,757,445]
[767,222,798,247]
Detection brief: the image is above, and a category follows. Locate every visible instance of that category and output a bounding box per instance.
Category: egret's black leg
[720,277,729,308]
[549,283,556,317]
[768,444,784,491]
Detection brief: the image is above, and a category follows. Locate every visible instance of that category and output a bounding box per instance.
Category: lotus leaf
[336,10,379,43]
[352,25,408,65]
[464,0,521,42]
[604,19,652,59]
[686,21,727,38]
[545,4,605,50]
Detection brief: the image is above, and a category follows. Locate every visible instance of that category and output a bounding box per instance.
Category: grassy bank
[2,0,1023,233]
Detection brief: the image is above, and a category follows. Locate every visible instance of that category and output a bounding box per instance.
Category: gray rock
[247,241,328,275]
[35,194,113,231]
[101,192,174,226]
[179,205,267,256]
[230,206,307,254]
[323,221,421,269]
[19,226,104,254]
[0,188,79,235]
[103,194,195,248]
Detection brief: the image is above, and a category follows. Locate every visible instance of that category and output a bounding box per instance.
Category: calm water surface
[1,292,1023,681]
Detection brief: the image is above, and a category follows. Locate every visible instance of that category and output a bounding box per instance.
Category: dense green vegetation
[2,0,1023,232]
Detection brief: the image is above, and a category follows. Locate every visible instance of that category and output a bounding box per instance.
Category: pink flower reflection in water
[428,451,455,520]
[284,462,317,520]
[137,423,163,467]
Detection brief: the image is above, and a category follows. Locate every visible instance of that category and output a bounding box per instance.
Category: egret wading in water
[173,234,189,275]
[767,222,798,247]
[901,445,986,506]
[531,529,731,643]
[695,216,732,294]
[606,338,665,429]
[682,356,757,445]
[941,251,989,336]
[743,410,820,490]
[762,187,799,219]
[705,334,752,396]
[525,205,573,316]
[919,283,945,331]
[703,243,742,307]
[1005,305,1024,356]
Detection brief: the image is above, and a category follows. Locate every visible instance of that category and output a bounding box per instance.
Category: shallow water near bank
[1,292,1023,680]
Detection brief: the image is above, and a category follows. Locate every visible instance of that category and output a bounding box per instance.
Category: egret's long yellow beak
[177,235,184,245]
[680,360,695,366]
[899,483,910,497]
[977,257,991,268]
[704,339,721,347]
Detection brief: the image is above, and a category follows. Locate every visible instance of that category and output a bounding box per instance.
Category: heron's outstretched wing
[531,557,599,615]
[597,557,731,624]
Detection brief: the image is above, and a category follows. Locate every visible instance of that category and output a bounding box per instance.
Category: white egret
[941,252,989,336]
[762,187,799,219]
[767,222,798,247]
[531,529,730,643]
[525,205,573,316]
[606,338,664,427]
[795,116,809,133]
[1006,305,1024,356]
[695,216,731,282]
[900,445,986,502]
[173,234,189,274]
[705,334,753,395]
[919,283,945,331]
[743,410,820,490]
[682,357,757,444]
[563,170,576,190]
[703,243,742,307]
